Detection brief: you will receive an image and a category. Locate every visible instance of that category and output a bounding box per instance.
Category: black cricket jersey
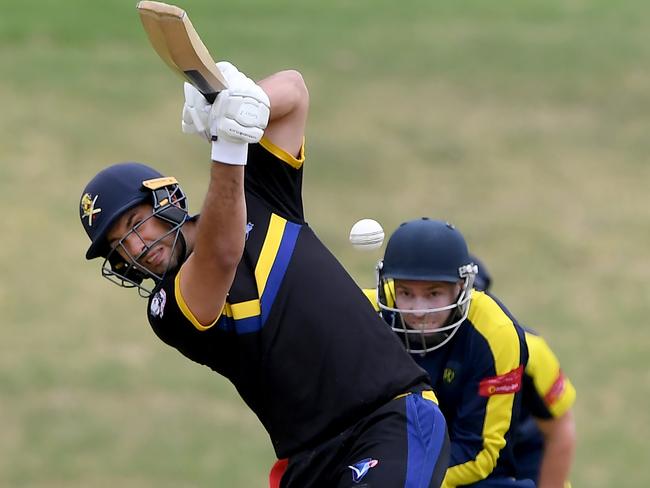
[146,138,428,458]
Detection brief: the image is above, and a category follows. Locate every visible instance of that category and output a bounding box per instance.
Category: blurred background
[2,0,649,486]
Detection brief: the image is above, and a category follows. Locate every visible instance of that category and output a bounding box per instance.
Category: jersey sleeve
[442,295,526,487]
[146,271,235,377]
[245,137,306,223]
[524,331,577,419]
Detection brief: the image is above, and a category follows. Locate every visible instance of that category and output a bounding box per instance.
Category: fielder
[364,218,534,488]
[472,257,577,488]
[79,63,449,487]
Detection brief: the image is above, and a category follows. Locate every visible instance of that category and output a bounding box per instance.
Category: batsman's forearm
[194,163,246,273]
[175,162,245,327]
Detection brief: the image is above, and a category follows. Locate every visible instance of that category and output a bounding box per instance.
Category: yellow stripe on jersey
[362,280,396,311]
[177,214,290,332]
[255,214,287,296]
[443,291,522,487]
[174,271,221,331]
[422,389,439,405]
[224,299,262,320]
[260,136,305,169]
[362,288,381,311]
[393,390,439,404]
[526,332,577,417]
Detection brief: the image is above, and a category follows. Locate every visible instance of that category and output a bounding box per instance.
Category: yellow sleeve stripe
[173,213,288,331]
[174,271,221,332]
[255,214,286,297]
[259,136,305,169]
[549,378,576,417]
[223,299,261,319]
[525,332,577,417]
[444,292,521,486]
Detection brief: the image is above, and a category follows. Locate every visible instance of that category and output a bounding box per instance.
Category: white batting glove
[208,80,270,165]
[181,61,257,141]
[215,61,249,87]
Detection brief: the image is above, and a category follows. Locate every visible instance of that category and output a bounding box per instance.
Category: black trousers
[273,390,449,488]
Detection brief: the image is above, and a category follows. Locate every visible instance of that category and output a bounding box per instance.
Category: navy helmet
[79,162,189,296]
[377,218,477,354]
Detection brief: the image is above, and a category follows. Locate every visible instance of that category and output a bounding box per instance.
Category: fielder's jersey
[513,330,577,481]
[146,139,428,458]
[366,288,529,487]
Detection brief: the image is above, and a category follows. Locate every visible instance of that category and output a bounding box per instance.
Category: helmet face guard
[377,218,477,354]
[377,264,476,354]
[80,163,189,298]
[101,179,189,298]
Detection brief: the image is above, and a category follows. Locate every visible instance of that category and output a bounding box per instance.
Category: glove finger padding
[216,61,249,87]
[181,83,211,139]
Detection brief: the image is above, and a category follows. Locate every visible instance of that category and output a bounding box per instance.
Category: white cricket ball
[349,219,385,251]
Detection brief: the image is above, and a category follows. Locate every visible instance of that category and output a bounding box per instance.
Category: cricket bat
[137,1,228,103]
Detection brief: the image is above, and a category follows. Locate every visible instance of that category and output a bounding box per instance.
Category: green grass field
[2,0,649,486]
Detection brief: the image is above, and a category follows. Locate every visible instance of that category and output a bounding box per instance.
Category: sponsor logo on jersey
[245,222,254,240]
[348,458,379,483]
[478,365,523,397]
[443,367,455,383]
[80,193,102,226]
[544,370,566,405]
[150,289,167,318]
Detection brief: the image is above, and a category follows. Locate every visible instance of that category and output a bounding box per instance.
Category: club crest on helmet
[80,192,102,227]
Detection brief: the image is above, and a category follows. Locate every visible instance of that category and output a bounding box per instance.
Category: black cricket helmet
[376,218,477,354]
[79,162,189,297]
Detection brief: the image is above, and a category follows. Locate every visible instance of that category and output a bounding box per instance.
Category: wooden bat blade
[137,1,228,103]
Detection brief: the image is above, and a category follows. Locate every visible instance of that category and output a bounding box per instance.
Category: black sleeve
[245,140,305,223]
[146,274,235,378]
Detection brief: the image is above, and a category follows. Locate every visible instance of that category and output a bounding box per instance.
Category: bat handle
[183,69,219,104]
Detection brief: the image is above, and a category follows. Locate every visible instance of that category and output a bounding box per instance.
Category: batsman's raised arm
[177,65,310,327]
[257,69,309,159]
[177,64,265,326]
